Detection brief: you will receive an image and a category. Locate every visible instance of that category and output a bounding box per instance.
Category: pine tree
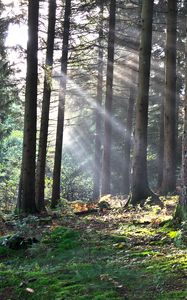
[51,0,71,208]
[174,9,187,222]
[35,0,56,211]
[123,71,136,195]
[130,0,155,205]
[17,0,39,214]
[161,0,177,194]
[101,0,116,196]
[93,2,104,201]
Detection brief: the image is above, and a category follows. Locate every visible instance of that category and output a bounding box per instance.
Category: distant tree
[35,0,57,212]
[51,0,71,208]
[101,0,116,196]
[157,97,164,189]
[17,0,39,214]
[174,12,187,223]
[161,0,177,194]
[123,71,136,195]
[130,0,155,205]
[93,2,104,201]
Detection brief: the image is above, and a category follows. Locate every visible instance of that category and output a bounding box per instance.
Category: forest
[0,0,187,299]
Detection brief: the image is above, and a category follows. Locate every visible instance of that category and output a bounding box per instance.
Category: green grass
[0,223,187,300]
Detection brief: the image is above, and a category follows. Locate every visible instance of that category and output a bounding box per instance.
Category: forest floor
[0,196,187,300]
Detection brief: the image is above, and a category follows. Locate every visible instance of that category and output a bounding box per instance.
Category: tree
[93,2,104,201]
[35,0,57,211]
[157,97,164,189]
[174,12,187,222]
[51,0,71,208]
[123,71,136,195]
[161,0,177,194]
[101,0,116,196]
[130,0,155,205]
[17,0,39,214]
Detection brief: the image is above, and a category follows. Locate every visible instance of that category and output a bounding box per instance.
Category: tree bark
[93,3,104,201]
[157,96,164,189]
[17,0,39,214]
[161,0,177,194]
[123,74,135,195]
[51,0,71,208]
[130,0,154,205]
[35,0,56,212]
[101,0,116,196]
[174,13,187,222]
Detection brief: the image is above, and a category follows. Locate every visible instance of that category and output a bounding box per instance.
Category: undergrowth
[0,197,187,299]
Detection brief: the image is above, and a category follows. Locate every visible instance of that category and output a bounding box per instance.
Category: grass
[0,197,187,299]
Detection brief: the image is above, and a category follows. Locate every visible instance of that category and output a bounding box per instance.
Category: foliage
[44,151,93,203]
[0,1,21,140]
[14,215,40,238]
[0,130,23,210]
[0,215,50,251]
[172,221,187,248]
[0,138,93,209]
[0,1,22,211]
[61,152,93,201]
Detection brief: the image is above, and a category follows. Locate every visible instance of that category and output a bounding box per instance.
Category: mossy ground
[0,196,187,299]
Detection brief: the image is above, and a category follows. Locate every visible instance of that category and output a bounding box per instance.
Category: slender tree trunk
[130,0,154,205]
[101,0,116,196]
[17,0,39,214]
[157,96,164,189]
[161,0,177,194]
[175,14,187,222]
[51,0,71,208]
[35,0,56,212]
[123,75,135,195]
[93,3,104,201]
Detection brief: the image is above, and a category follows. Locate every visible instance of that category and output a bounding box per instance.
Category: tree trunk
[123,74,135,195]
[161,0,177,194]
[157,96,164,189]
[93,3,104,201]
[130,0,154,205]
[101,0,116,196]
[35,0,56,212]
[51,0,71,208]
[17,0,39,214]
[174,14,187,222]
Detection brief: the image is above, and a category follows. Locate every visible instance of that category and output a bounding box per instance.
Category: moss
[174,203,187,223]
[167,230,180,239]
[0,225,187,299]
[0,245,15,257]
[110,234,128,243]
[92,291,122,300]
[43,226,81,252]
[157,290,187,299]
[129,250,160,257]
[118,223,156,237]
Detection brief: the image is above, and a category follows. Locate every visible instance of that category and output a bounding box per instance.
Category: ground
[0,196,187,300]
